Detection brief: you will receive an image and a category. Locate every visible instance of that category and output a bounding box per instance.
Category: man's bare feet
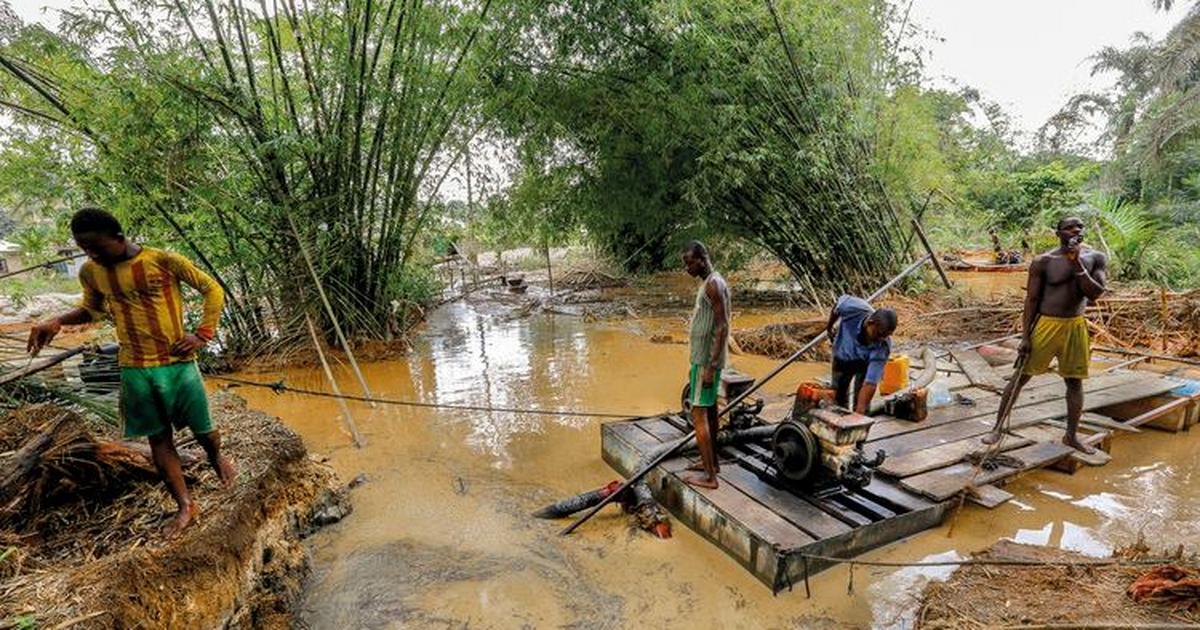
[981,430,1003,445]
[215,456,237,489]
[685,462,720,473]
[1062,436,1096,454]
[682,472,719,489]
[164,502,197,539]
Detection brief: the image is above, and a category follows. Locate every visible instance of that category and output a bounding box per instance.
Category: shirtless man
[983,216,1107,453]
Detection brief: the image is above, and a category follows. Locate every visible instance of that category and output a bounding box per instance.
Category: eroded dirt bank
[0,393,348,629]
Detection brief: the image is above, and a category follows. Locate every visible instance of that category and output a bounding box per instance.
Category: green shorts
[688,364,722,408]
[120,361,214,439]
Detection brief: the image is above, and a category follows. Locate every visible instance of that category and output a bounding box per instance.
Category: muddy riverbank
[0,394,349,629]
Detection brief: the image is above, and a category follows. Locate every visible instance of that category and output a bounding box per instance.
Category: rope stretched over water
[206,374,656,419]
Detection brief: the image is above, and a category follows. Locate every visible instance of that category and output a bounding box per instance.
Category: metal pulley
[771,420,818,482]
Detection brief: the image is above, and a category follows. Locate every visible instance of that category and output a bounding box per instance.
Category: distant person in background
[27,207,234,538]
[825,295,898,414]
[681,241,730,490]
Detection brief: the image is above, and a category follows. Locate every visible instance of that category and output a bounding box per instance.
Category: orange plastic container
[879,354,910,395]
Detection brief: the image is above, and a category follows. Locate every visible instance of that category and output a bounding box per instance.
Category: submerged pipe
[532,481,622,519]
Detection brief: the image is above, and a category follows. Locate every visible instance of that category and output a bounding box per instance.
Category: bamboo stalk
[305,314,364,447]
[288,215,376,406]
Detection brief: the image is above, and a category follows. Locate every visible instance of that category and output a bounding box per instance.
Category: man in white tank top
[681,241,730,489]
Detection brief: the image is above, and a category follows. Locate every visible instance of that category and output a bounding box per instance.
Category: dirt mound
[734,319,829,360]
[558,268,628,290]
[0,392,348,629]
[916,540,1200,629]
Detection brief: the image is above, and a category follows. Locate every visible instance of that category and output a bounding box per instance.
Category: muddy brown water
[228,284,1200,629]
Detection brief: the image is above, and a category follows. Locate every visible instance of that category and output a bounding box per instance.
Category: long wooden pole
[1092,345,1200,367]
[912,219,952,289]
[0,346,86,386]
[305,313,364,447]
[0,252,87,281]
[560,254,937,536]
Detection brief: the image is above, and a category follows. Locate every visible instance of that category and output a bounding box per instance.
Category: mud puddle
[229,286,1200,629]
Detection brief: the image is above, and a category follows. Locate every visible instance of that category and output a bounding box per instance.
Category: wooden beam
[912,219,953,289]
[1093,345,1200,367]
[967,484,1013,509]
[1122,395,1199,429]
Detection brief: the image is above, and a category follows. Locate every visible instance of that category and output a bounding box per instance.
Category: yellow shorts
[1023,315,1090,379]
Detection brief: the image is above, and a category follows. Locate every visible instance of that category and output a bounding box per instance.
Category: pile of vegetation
[917,540,1200,629]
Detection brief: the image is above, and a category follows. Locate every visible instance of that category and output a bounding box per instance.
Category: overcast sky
[5,0,1188,138]
[907,0,1182,139]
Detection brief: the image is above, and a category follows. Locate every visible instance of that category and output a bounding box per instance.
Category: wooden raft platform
[600,349,1199,591]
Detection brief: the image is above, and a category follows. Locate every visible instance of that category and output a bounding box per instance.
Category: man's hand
[27,319,62,357]
[1018,336,1032,359]
[171,333,208,356]
[1065,236,1085,269]
[701,364,716,388]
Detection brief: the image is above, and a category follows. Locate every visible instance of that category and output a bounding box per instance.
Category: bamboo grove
[1,0,921,351]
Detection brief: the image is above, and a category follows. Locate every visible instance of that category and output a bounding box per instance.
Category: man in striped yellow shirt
[28,207,235,538]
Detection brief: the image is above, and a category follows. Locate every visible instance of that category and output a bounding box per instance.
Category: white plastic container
[927,381,952,407]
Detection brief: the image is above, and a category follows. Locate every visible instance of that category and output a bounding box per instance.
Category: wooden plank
[0,346,85,386]
[604,422,815,584]
[1095,394,1194,432]
[715,463,853,540]
[967,484,1013,509]
[870,377,1178,458]
[900,440,1076,501]
[1119,395,1199,430]
[867,372,1141,441]
[1070,449,1112,467]
[602,421,667,471]
[829,491,897,520]
[781,498,950,587]
[1041,412,1140,434]
[951,348,1010,392]
[939,373,974,391]
[639,416,687,443]
[856,477,939,513]
[877,432,1034,478]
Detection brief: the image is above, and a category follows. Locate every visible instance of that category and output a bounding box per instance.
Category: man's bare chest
[1043,254,1094,286]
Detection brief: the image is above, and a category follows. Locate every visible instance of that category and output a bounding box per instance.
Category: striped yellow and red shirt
[78,247,224,367]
